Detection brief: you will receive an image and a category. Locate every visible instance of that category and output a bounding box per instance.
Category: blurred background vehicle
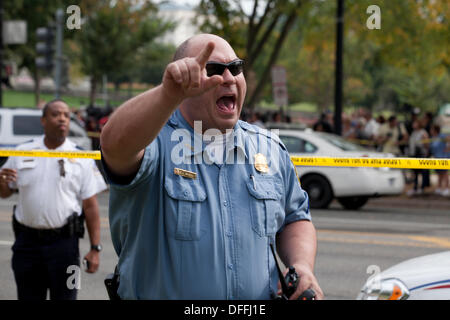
[0,107,91,151]
[278,129,405,210]
[357,251,450,300]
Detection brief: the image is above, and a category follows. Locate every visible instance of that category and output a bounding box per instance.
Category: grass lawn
[257,100,318,114]
[2,90,121,109]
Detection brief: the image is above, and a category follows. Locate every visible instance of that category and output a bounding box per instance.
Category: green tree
[195,0,305,110]
[276,0,449,114]
[344,0,450,112]
[74,0,174,105]
[4,0,81,105]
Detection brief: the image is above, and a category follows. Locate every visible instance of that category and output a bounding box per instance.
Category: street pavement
[0,190,449,300]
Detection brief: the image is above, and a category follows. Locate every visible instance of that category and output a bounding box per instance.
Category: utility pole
[54,8,64,99]
[0,0,4,107]
[334,0,344,136]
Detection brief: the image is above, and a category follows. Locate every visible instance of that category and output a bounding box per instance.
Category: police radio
[270,243,316,300]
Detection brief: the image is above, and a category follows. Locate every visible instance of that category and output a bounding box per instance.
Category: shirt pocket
[60,160,82,193]
[246,175,284,237]
[16,159,37,187]
[164,176,207,241]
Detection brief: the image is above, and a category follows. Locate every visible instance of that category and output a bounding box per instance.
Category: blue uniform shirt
[106,109,311,300]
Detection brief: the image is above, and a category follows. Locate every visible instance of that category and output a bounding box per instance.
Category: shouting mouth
[216,94,236,115]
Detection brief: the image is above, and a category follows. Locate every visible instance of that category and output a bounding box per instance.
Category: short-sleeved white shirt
[4,136,107,229]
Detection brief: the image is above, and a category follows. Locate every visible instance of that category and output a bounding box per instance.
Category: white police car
[357,251,450,300]
[277,129,405,210]
[0,107,91,150]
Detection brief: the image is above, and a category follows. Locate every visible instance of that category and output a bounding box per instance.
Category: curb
[366,194,450,211]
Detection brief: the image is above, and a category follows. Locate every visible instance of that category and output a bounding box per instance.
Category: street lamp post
[334,0,344,136]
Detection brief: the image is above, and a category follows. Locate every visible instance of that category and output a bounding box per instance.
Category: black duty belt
[12,214,75,242]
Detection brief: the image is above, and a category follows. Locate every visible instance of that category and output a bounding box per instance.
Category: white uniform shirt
[4,136,107,229]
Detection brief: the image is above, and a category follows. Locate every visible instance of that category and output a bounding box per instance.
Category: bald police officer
[0,100,107,300]
[101,34,323,300]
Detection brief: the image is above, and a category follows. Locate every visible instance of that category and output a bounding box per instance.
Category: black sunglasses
[206,59,244,77]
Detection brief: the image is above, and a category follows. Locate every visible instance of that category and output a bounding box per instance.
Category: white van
[0,107,92,150]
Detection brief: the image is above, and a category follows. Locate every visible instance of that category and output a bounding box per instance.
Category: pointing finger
[196,42,215,68]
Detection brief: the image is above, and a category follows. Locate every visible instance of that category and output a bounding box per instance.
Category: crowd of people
[244,107,449,198]
[316,109,449,197]
[71,104,115,150]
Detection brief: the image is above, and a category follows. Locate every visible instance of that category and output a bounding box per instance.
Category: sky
[158,0,257,14]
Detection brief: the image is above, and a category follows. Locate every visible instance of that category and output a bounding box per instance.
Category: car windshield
[315,132,369,151]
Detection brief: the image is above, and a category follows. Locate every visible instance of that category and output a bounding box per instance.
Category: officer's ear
[41,116,47,128]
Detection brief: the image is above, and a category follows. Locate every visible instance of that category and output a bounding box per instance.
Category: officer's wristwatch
[91,244,102,252]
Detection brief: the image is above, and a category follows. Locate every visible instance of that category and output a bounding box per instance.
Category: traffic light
[35,27,55,72]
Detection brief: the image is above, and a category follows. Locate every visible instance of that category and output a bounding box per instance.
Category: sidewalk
[365,187,450,211]
[367,194,450,211]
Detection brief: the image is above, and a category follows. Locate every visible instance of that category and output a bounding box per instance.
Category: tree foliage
[195,0,449,114]
[4,0,81,103]
[73,0,174,105]
[277,0,450,113]
[195,0,305,110]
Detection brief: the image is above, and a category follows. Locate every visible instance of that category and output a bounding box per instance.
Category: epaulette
[238,121,287,151]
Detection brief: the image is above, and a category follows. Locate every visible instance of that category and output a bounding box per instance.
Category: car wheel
[337,196,369,210]
[301,174,333,209]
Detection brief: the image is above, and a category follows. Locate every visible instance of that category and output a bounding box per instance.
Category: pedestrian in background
[376,115,409,156]
[407,119,429,196]
[101,34,323,300]
[0,100,107,300]
[430,124,449,196]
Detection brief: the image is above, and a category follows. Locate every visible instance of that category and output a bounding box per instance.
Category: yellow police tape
[1,149,449,169]
[0,150,101,160]
[290,156,450,170]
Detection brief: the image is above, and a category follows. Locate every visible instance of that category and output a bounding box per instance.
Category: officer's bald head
[172,34,234,61]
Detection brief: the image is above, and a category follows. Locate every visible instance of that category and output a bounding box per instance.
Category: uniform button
[183,190,189,196]
[226,231,232,237]
[223,201,227,207]
[228,264,233,270]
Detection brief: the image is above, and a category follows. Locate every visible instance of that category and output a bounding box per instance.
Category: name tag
[174,168,197,179]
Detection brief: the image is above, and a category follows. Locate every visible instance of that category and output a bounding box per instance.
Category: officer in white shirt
[0,100,107,300]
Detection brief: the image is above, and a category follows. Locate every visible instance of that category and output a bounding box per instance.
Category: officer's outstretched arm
[100,42,223,177]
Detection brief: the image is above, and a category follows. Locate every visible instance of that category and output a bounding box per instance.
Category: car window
[315,132,369,151]
[279,135,317,153]
[13,115,44,135]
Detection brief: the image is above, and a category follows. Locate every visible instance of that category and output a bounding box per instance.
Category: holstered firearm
[105,265,121,300]
[67,212,85,238]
